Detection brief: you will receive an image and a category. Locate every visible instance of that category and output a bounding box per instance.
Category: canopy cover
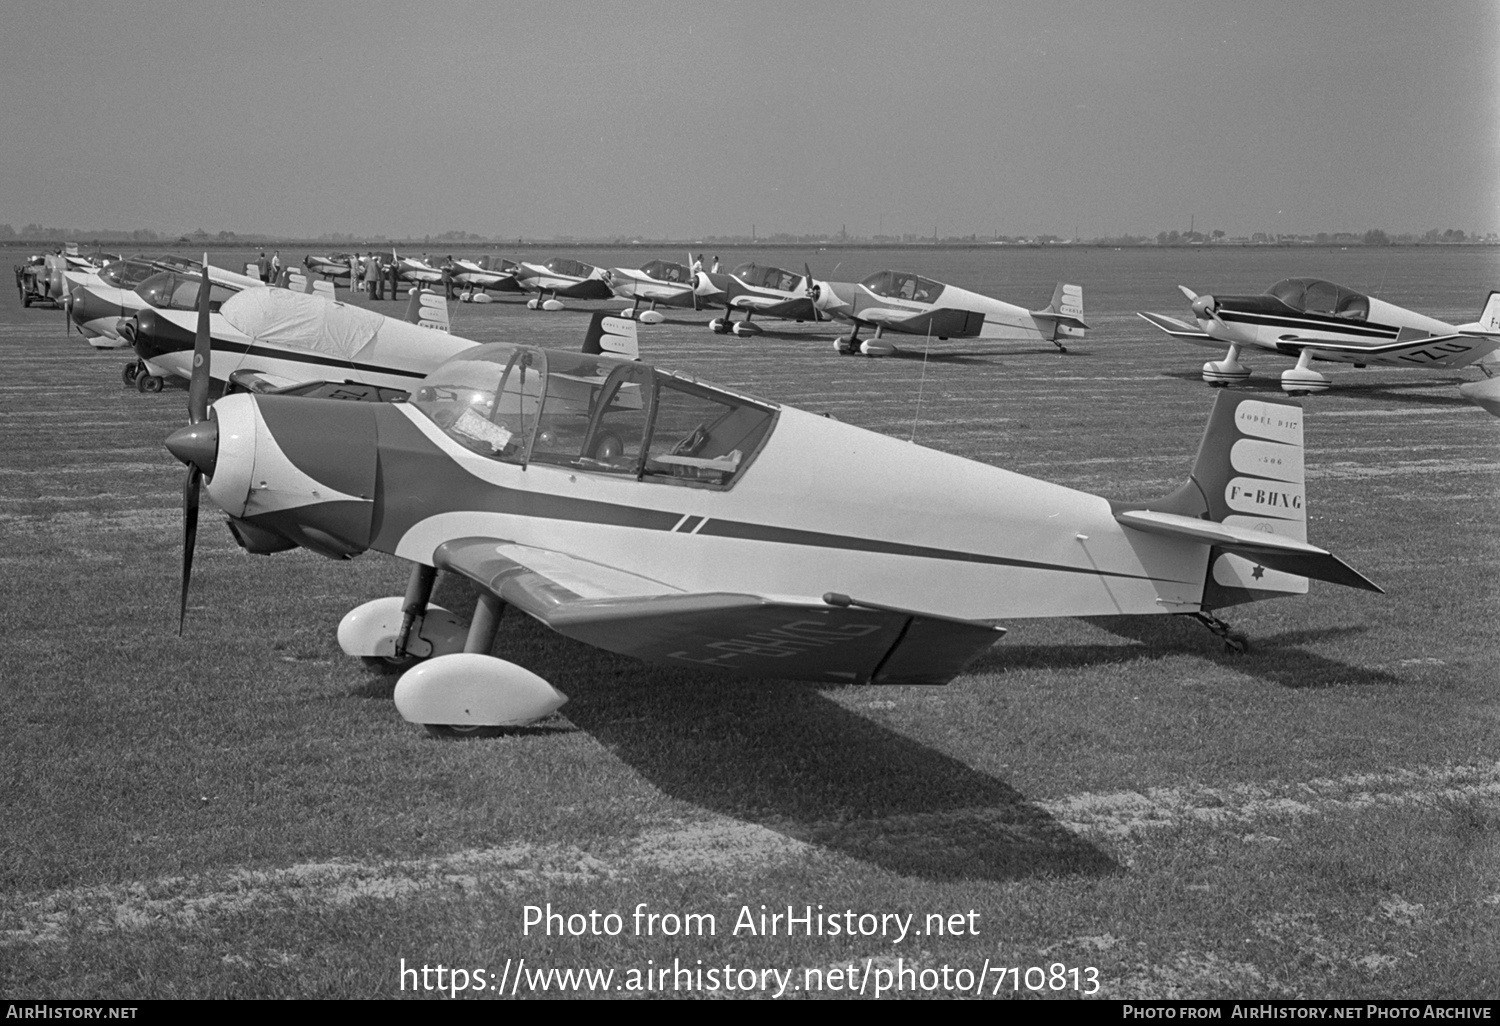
[220,288,386,360]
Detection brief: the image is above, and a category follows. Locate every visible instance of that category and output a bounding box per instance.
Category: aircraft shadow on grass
[1050,615,1402,690]
[360,578,1119,883]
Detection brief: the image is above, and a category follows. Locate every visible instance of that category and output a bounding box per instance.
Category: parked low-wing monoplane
[127,268,638,397]
[1139,279,1500,393]
[163,266,1379,735]
[811,270,1087,356]
[304,253,354,282]
[605,255,702,323]
[692,261,819,336]
[514,257,614,310]
[71,257,265,349]
[445,256,522,301]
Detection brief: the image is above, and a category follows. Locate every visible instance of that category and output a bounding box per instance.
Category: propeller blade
[179,464,201,635]
[187,258,211,424]
[1178,285,1199,303]
[804,263,822,321]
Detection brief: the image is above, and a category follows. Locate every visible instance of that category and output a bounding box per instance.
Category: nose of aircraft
[69,286,108,332]
[166,420,219,478]
[130,307,195,361]
[1190,294,1218,321]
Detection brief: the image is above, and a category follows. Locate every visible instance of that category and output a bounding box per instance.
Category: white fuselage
[379,405,1205,622]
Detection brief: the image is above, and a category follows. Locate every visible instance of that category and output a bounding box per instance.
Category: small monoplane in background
[692,261,819,336]
[514,256,614,310]
[445,256,522,301]
[811,270,1086,356]
[304,253,355,283]
[605,255,702,323]
[1139,279,1500,394]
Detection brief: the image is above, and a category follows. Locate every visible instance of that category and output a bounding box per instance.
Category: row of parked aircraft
[36,247,1500,408]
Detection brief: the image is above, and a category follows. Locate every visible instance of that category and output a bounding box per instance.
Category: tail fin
[404,288,450,332]
[1031,283,1088,338]
[1115,391,1380,604]
[581,311,639,360]
[1471,290,1500,333]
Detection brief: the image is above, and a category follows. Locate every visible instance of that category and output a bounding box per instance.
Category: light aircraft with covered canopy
[811,270,1087,356]
[514,257,614,310]
[692,261,819,336]
[605,256,702,322]
[125,267,638,397]
[1139,278,1500,394]
[161,269,1380,735]
[70,256,264,349]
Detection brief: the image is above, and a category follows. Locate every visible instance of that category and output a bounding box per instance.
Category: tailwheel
[1191,612,1249,654]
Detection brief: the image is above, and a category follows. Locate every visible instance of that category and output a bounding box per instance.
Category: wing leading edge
[433,538,1004,684]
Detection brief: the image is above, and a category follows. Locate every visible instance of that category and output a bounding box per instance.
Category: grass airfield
[1,246,1497,999]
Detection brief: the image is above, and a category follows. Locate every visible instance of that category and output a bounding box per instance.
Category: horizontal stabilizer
[1116,509,1382,592]
[1137,310,1217,344]
[1031,282,1088,330]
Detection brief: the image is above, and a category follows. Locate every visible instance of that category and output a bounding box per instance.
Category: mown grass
[1,245,1496,999]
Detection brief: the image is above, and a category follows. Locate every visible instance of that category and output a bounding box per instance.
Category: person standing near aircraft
[271,251,281,282]
[256,251,271,283]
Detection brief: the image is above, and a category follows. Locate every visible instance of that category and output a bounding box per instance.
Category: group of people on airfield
[255,250,281,283]
[349,251,399,300]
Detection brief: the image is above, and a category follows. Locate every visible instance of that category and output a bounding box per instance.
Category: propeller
[1178,285,1199,302]
[803,263,822,321]
[1189,293,1220,324]
[164,256,217,633]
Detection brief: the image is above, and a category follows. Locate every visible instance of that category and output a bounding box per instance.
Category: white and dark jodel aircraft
[811,270,1087,356]
[1139,278,1500,394]
[162,265,1380,736]
[692,261,820,336]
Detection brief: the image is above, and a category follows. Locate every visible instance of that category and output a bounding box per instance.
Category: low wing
[730,293,806,313]
[1115,510,1381,592]
[1137,311,1222,348]
[1272,330,1500,368]
[433,537,1004,684]
[227,369,408,402]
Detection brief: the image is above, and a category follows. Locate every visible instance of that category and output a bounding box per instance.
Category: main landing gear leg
[464,591,504,655]
[394,564,438,661]
[1191,611,1248,654]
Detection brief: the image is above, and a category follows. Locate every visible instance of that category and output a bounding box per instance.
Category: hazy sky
[3,0,1496,240]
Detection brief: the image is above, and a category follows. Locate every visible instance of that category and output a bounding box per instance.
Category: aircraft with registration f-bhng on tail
[810,270,1087,356]
[1138,279,1500,394]
[162,264,1380,736]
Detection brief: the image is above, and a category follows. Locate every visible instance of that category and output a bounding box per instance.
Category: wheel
[1057,346,1069,354]
[361,654,420,674]
[22,294,32,308]
[121,362,140,387]
[137,374,164,394]
[1223,633,1249,655]
[424,723,506,740]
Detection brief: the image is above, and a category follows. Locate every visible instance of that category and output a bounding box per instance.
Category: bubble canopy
[410,343,778,487]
